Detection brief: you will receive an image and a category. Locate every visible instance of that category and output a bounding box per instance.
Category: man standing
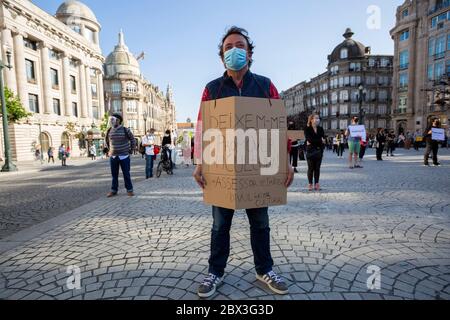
[105,114,136,197]
[193,26,294,298]
[142,128,156,179]
[424,118,442,167]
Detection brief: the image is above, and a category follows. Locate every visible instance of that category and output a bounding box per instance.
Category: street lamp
[143,111,148,133]
[38,119,44,165]
[1,44,17,172]
[358,84,367,125]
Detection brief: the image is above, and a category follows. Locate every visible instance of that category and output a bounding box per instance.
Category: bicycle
[156,145,174,177]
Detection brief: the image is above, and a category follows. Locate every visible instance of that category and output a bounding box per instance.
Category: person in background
[375,128,386,161]
[89,144,97,161]
[59,144,67,167]
[142,128,156,179]
[305,114,325,191]
[359,134,368,162]
[413,129,421,151]
[386,131,395,157]
[162,129,173,169]
[47,147,55,164]
[336,130,345,159]
[288,122,300,173]
[424,118,442,167]
[345,117,363,169]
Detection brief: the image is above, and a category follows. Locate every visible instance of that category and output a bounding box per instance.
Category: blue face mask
[224,47,248,71]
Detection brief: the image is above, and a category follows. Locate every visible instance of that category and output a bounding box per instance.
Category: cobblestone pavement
[0,149,449,300]
[0,156,146,239]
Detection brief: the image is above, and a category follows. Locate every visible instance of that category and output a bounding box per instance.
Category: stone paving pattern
[0,149,449,300]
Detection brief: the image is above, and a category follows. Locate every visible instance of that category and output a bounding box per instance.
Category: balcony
[393,108,407,115]
[399,63,409,70]
[434,52,446,60]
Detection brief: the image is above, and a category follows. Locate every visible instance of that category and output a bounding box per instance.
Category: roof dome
[56,1,99,26]
[328,28,368,64]
[105,30,141,77]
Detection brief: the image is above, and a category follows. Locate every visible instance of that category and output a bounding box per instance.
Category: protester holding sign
[424,118,442,167]
[345,117,364,169]
[305,114,325,191]
[192,26,294,298]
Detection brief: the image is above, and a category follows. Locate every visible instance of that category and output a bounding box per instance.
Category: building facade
[391,0,450,134]
[282,28,393,135]
[103,30,176,144]
[0,0,105,161]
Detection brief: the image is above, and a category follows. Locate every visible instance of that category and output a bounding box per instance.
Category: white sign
[432,128,445,141]
[349,125,367,141]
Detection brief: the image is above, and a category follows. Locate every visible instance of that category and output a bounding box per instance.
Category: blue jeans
[208,206,274,278]
[110,156,133,193]
[145,154,155,178]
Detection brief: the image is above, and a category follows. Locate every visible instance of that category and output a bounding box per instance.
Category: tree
[65,122,78,137]
[0,87,31,123]
[100,111,110,134]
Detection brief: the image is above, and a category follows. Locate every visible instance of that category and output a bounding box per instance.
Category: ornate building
[103,30,176,144]
[0,0,105,161]
[390,0,450,134]
[282,28,393,135]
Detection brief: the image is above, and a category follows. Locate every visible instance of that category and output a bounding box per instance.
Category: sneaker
[424,164,430,167]
[256,271,289,295]
[308,184,313,191]
[197,273,222,298]
[433,163,441,167]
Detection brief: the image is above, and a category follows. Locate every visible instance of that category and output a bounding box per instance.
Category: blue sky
[34,0,403,123]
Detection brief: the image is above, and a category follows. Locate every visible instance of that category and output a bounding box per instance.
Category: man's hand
[193,164,206,189]
[285,165,295,188]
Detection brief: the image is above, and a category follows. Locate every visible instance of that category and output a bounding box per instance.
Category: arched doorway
[397,121,407,135]
[39,132,51,154]
[61,132,71,149]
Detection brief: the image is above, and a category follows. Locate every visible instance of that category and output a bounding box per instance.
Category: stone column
[1,28,17,94]
[85,65,92,119]
[62,53,72,117]
[97,70,105,119]
[12,31,27,107]
[78,62,88,118]
[39,42,52,114]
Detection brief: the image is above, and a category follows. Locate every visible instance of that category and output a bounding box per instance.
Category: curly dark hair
[218,26,255,68]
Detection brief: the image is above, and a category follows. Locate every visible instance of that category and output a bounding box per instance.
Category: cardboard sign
[201,96,288,210]
[432,128,445,141]
[348,125,367,141]
[288,130,305,141]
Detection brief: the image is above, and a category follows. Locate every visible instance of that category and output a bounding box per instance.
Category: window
[366,76,376,85]
[399,73,408,88]
[49,49,59,60]
[330,65,339,75]
[339,77,344,88]
[25,59,36,82]
[92,105,99,119]
[400,30,409,41]
[340,120,348,129]
[24,38,37,50]
[340,104,348,115]
[402,9,408,19]
[126,82,137,93]
[71,25,81,34]
[378,119,386,129]
[69,59,78,68]
[85,27,96,44]
[70,76,77,93]
[399,96,408,110]
[331,106,338,115]
[331,120,337,130]
[340,90,349,101]
[111,82,121,94]
[112,100,122,113]
[53,98,61,115]
[428,64,434,80]
[379,105,387,114]
[72,102,78,117]
[128,120,137,130]
[380,58,390,67]
[435,36,446,58]
[379,90,388,102]
[127,100,137,113]
[90,68,97,78]
[351,105,359,114]
[447,60,450,77]
[369,58,376,67]
[50,68,59,88]
[28,94,39,113]
[399,50,409,69]
[91,83,98,99]
[435,61,445,79]
[340,48,348,59]
[349,62,361,71]
[429,38,436,57]
[331,92,338,104]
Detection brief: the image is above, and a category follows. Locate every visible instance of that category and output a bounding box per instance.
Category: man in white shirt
[142,128,156,179]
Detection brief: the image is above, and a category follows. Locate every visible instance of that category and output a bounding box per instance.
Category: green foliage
[100,111,110,133]
[0,87,31,123]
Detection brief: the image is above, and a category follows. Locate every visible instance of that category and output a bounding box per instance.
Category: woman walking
[375,128,386,161]
[305,114,325,191]
[336,130,345,159]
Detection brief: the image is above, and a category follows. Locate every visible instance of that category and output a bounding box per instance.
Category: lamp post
[38,119,43,165]
[1,45,17,172]
[143,111,148,133]
[358,84,367,125]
